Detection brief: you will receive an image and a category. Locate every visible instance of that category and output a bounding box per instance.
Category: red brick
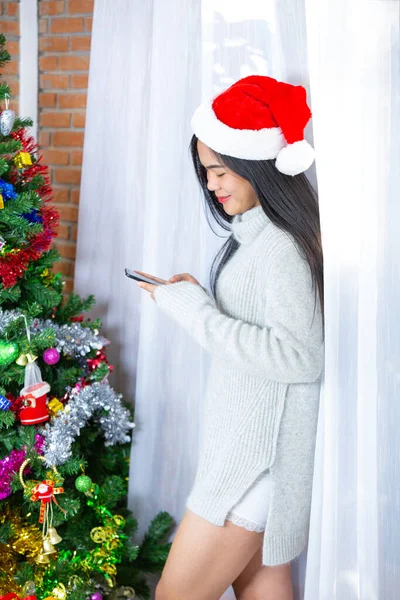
[71,224,78,241]
[50,17,84,33]
[39,1,65,16]
[40,74,70,89]
[63,278,74,294]
[53,260,71,275]
[59,55,89,71]
[39,55,59,71]
[7,2,19,16]
[39,93,56,107]
[2,60,18,75]
[7,41,19,55]
[71,150,83,165]
[53,131,84,146]
[56,224,71,241]
[58,93,87,109]
[40,36,69,52]
[40,112,70,127]
[71,190,80,205]
[8,78,19,96]
[72,113,85,127]
[39,19,48,33]
[71,36,91,51]
[39,131,51,147]
[1,20,18,35]
[69,0,94,13]
[52,188,70,203]
[9,99,18,113]
[42,149,70,165]
[57,242,76,258]
[56,205,79,222]
[85,17,92,32]
[55,168,81,185]
[55,241,77,259]
[71,74,88,89]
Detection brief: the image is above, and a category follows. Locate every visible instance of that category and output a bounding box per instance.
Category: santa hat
[191,75,315,176]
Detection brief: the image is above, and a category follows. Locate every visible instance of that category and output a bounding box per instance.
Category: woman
[136,75,324,600]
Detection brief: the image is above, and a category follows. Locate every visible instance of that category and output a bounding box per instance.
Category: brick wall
[0,1,20,114]
[38,0,94,294]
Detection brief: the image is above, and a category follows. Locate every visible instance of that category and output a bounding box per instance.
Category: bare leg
[232,546,293,600]
[155,508,265,600]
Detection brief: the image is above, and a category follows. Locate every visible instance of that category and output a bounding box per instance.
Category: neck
[231,204,271,245]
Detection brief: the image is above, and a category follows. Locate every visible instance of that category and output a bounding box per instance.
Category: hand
[134,270,171,302]
[168,273,201,286]
[135,270,200,302]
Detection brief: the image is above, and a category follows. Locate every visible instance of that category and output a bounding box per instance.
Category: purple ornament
[43,347,60,365]
[90,594,103,600]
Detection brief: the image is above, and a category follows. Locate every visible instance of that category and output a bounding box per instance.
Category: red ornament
[19,382,50,425]
[70,315,84,322]
[30,479,64,523]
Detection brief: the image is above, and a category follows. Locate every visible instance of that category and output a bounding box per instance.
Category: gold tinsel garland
[0,505,43,594]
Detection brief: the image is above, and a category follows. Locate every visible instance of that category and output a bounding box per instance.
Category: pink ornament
[43,347,60,365]
[90,594,103,600]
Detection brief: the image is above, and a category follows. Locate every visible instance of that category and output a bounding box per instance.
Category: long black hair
[189,134,324,338]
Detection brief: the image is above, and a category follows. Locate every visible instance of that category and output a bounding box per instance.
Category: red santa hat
[191,75,315,176]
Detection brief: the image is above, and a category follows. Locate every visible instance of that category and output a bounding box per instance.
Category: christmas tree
[0,34,173,600]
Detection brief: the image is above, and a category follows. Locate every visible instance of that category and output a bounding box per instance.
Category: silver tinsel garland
[41,381,135,466]
[0,308,109,357]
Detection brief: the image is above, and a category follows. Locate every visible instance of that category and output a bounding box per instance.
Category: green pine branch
[0,409,15,430]
[0,138,21,155]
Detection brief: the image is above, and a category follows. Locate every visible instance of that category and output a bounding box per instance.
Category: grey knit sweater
[153,204,324,566]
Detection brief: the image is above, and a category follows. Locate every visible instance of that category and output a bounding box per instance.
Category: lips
[217,195,231,203]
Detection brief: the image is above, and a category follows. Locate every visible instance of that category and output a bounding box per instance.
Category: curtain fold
[75,1,399,597]
[304,1,399,598]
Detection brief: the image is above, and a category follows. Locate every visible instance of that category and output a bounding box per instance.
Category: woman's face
[197,140,260,216]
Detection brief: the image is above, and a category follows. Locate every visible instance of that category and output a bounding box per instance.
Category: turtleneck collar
[231,204,271,245]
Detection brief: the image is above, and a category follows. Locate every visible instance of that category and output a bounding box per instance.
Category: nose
[206,173,221,192]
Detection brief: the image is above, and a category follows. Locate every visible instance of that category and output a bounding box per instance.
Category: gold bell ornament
[48,525,63,544]
[42,536,57,555]
[34,550,51,564]
[19,455,65,565]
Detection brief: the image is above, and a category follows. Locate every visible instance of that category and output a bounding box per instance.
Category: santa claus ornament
[191,74,315,176]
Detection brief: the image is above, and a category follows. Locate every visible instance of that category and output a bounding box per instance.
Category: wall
[38,0,93,294]
[0,1,20,114]
[0,0,94,294]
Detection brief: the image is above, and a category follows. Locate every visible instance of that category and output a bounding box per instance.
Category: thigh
[156,507,263,600]
[232,546,293,600]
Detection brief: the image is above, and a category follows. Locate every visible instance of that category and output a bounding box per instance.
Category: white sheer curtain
[304,2,399,598]
[75,0,399,598]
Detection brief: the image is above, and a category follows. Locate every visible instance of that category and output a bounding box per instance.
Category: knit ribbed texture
[153,204,324,565]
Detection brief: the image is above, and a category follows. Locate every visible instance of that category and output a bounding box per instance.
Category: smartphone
[125,268,165,286]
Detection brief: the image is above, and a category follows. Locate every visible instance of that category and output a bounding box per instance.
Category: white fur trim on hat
[191,102,286,160]
[275,140,315,176]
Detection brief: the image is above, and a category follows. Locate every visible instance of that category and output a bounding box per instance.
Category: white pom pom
[275,140,315,176]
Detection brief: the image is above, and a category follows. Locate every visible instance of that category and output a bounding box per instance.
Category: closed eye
[217,173,225,177]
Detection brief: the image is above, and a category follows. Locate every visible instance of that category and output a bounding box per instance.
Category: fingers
[134,270,168,284]
[136,281,156,292]
[169,273,195,282]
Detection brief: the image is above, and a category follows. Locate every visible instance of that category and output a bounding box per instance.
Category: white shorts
[225,468,272,532]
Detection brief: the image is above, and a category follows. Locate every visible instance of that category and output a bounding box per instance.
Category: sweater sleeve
[153,246,324,383]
